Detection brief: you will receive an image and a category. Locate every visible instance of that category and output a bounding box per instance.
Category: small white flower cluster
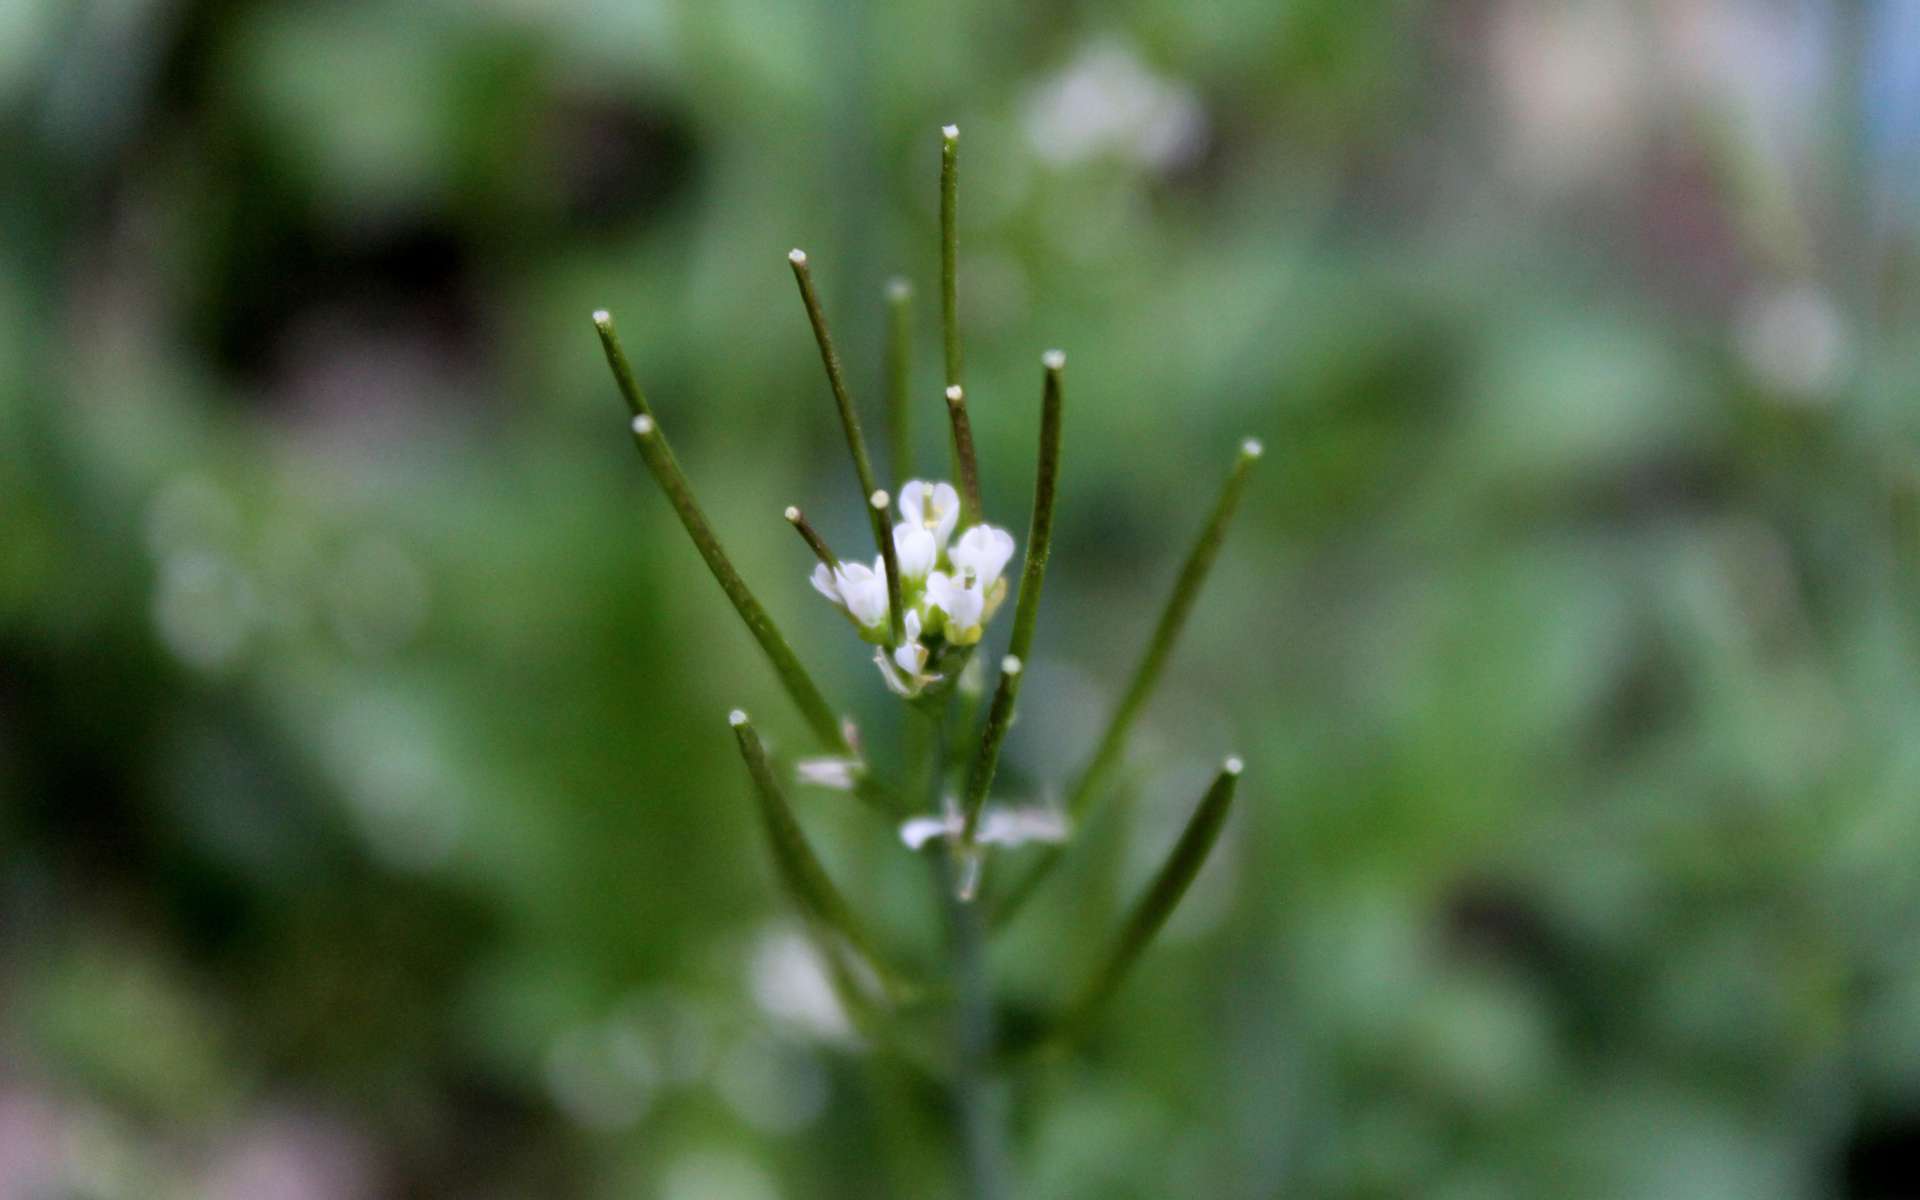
[809,480,1016,699]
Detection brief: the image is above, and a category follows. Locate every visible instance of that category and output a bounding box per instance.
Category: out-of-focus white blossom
[1735,283,1849,404]
[899,794,1070,851]
[1488,1,1647,191]
[748,925,853,1042]
[794,757,862,791]
[1022,37,1207,171]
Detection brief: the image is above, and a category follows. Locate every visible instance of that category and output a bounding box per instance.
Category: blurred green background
[7,1,1920,1196]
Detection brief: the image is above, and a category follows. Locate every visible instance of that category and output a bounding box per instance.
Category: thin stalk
[784,505,840,568]
[937,124,986,528]
[789,250,904,642]
[886,277,914,487]
[991,437,1263,929]
[956,350,1067,848]
[956,654,1022,851]
[872,488,907,643]
[946,881,1010,1199]
[911,705,1010,1200]
[949,656,986,766]
[730,710,912,995]
[594,312,847,753]
[946,385,985,526]
[1050,757,1242,1046]
[939,124,962,390]
[1008,352,1065,662]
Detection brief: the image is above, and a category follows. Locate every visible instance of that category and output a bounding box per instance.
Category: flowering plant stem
[1047,758,1242,1049]
[886,279,914,486]
[732,710,915,1000]
[958,355,1064,848]
[790,250,906,642]
[593,312,849,753]
[990,437,1262,929]
[594,124,1261,1199]
[913,705,1011,1200]
[940,125,962,391]
[938,126,986,526]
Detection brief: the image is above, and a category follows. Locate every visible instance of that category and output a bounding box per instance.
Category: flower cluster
[808,480,1016,698]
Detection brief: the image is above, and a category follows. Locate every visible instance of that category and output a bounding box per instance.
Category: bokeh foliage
[6,1,1920,1197]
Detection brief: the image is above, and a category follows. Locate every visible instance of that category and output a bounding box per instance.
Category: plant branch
[1049,757,1242,1045]
[784,505,841,568]
[956,351,1067,851]
[990,436,1262,929]
[731,710,915,997]
[946,385,985,526]
[940,124,962,390]
[887,277,914,487]
[594,311,849,753]
[789,249,905,643]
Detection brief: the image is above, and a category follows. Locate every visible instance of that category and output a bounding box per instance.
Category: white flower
[949,524,1015,589]
[795,757,862,791]
[815,558,890,634]
[1022,36,1207,172]
[898,796,1070,850]
[925,570,986,644]
[874,609,939,697]
[893,521,937,582]
[979,807,1069,847]
[899,481,960,551]
[899,814,955,851]
[809,562,839,602]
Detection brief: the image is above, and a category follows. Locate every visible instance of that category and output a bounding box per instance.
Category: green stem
[912,705,1010,1200]
[946,385,986,527]
[731,710,911,994]
[789,250,905,642]
[886,278,914,487]
[872,488,907,645]
[594,312,848,753]
[957,655,1022,850]
[936,124,987,528]
[1007,352,1065,662]
[958,349,1067,846]
[784,505,840,569]
[940,124,962,390]
[947,880,1010,1200]
[1052,757,1242,1045]
[991,436,1262,929]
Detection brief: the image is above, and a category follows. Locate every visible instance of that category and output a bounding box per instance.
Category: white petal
[893,639,925,674]
[899,480,928,526]
[928,482,960,548]
[900,480,959,550]
[951,524,1016,588]
[927,571,984,636]
[811,562,842,604]
[899,814,958,850]
[796,757,861,790]
[836,562,889,629]
[893,523,936,581]
[874,648,916,696]
[977,807,1071,846]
